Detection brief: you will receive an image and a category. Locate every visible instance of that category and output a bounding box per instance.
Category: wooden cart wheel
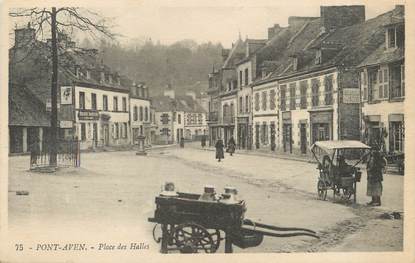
[317,179,327,201]
[173,223,217,253]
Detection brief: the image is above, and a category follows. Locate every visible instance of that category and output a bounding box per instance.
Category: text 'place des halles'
[7,4,405,255]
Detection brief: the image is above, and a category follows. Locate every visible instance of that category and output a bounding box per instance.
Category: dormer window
[86,70,91,80]
[108,75,113,84]
[293,57,298,71]
[75,67,80,78]
[315,49,322,65]
[100,72,105,83]
[387,27,396,49]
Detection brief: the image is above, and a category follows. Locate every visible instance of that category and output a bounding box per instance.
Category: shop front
[309,110,333,144]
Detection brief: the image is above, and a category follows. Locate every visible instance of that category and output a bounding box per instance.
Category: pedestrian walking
[227,136,236,156]
[366,148,386,206]
[180,137,185,148]
[201,135,206,148]
[215,138,224,162]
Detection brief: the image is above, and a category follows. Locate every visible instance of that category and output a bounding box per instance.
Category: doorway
[103,124,109,146]
[283,124,292,153]
[300,123,307,154]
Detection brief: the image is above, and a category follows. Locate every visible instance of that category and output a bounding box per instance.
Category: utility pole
[50,7,58,167]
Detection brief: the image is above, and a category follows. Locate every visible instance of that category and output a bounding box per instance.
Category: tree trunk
[49,7,58,167]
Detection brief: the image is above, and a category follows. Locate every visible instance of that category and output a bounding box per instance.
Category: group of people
[214,136,236,162]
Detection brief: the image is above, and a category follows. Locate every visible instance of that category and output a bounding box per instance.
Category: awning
[311,140,371,151]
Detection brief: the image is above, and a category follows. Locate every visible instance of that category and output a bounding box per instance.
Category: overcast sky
[9,0,403,48]
[93,0,401,47]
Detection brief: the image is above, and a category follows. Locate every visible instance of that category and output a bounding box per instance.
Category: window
[133,106,138,121]
[113,97,118,111]
[300,81,307,109]
[103,95,108,111]
[198,114,203,124]
[91,93,97,110]
[239,97,243,113]
[79,92,85,110]
[254,93,260,111]
[139,106,143,121]
[145,107,148,121]
[223,105,227,119]
[123,123,128,138]
[261,91,267,111]
[228,81,232,91]
[80,123,86,141]
[270,89,276,110]
[315,49,322,65]
[178,114,181,124]
[311,79,320,107]
[245,95,249,113]
[122,97,127,112]
[387,27,396,49]
[391,64,404,98]
[389,121,404,152]
[289,83,296,110]
[230,103,234,119]
[324,75,333,105]
[245,68,249,86]
[378,68,389,99]
[361,71,368,101]
[115,123,119,139]
[369,71,379,101]
[239,71,243,87]
[280,85,287,111]
[261,122,268,144]
[293,57,298,71]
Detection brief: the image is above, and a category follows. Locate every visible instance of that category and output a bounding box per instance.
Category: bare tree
[9,7,115,168]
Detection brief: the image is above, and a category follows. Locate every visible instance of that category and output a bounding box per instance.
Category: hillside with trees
[86,39,224,96]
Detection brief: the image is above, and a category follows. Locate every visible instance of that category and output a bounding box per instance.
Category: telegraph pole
[50,7,58,167]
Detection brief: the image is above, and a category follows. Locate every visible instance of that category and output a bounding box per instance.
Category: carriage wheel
[317,179,327,201]
[342,188,353,200]
[208,229,221,251]
[173,223,217,253]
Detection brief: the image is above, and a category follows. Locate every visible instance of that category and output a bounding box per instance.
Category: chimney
[14,23,35,48]
[320,5,365,32]
[185,91,196,100]
[288,17,319,29]
[164,84,175,99]
[268,24,282,39]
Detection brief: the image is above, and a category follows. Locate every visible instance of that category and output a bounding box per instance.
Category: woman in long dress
[227,136,236,156]
[215,139,224,162]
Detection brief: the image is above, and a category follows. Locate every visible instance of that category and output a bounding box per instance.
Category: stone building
[358,5,405,153]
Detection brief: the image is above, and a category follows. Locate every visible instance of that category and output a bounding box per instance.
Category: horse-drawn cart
[148,186,319,253]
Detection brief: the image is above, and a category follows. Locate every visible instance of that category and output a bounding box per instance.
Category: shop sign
[60,120,73,128]
[78,110,99,120]
[61,86,73,104]
[342,88,360,103]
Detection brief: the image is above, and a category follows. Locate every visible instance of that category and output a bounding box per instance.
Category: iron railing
[30,140,81,169]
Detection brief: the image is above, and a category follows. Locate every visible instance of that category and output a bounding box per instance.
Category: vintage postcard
[0,0,414,262]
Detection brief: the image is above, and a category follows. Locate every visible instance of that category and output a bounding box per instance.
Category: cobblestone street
[8,146,403,257]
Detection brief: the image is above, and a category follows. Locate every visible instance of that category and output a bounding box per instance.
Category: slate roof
[222,39,245,69]
[267,6,405,80]
[9,38,132,105]
[9,83,50,127]
[357,44,404,68]
[151,95,206,113]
